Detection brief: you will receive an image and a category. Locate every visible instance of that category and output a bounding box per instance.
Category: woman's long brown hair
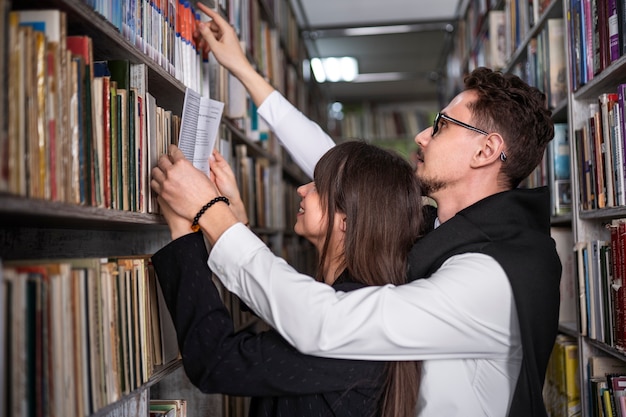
[313,140,423,417]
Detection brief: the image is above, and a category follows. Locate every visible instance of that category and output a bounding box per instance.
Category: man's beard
[416,174,446,196]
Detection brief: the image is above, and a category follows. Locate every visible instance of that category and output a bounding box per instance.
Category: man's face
[413,91,485,197]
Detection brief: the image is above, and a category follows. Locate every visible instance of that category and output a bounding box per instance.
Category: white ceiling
[296,0,460,27]
[290,0,463,105]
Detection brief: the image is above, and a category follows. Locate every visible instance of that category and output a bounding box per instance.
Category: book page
[178,88,224,175]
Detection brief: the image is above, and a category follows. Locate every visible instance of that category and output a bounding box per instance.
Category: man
[150,5,561,416]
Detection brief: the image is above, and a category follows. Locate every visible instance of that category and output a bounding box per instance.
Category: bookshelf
[565,0,626,410]
[0,0,319,416]
[446,0,591,415]
[449,0,626,415]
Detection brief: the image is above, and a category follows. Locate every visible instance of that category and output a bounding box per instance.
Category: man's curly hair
[464,67,554,188]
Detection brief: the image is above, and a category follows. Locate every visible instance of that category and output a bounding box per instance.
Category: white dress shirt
[208,91,523,416]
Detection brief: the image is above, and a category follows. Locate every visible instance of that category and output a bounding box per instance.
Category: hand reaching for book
[152,145,220,221]
[152,145,239,245]
[194,2,275,107]
[195,3,249,78]
[210,149,249,226]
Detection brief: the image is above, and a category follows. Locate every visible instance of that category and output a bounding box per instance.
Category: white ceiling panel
[291,0,463,105]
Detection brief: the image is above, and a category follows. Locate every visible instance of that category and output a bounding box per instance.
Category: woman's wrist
[229,198,249,225]
[198,202,240,245]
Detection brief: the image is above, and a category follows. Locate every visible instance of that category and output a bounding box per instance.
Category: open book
[178,88,224,174]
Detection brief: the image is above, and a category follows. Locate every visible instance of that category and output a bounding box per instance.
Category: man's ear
[473,133,505,166]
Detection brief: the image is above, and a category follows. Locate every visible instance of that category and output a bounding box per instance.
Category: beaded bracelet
[191,196,230,232]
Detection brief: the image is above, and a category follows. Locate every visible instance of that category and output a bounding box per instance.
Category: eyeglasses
[432,112,489,137]
[431,112,507,162]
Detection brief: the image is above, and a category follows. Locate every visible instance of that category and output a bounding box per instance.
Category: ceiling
[290,0,463,105]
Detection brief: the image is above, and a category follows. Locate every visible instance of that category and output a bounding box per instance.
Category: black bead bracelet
[191,196,230,232]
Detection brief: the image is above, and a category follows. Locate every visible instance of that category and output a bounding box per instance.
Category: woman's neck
[316,230,346,285]
[322,256,344,285]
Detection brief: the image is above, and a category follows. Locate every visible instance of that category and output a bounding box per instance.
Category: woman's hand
[194,3,250,77]
[151,144,221,221]
[210,149,249,225]
[194,2,274,106]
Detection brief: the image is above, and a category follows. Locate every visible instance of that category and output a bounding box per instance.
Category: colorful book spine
[608,0,621,62]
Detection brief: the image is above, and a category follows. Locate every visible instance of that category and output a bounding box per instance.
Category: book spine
[608,0,620,62]
[615,229,625,348]
[617,84,626,210]
[102,76,111,209]
[617,0,626,57]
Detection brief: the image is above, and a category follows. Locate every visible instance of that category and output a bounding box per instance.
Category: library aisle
[2,0,626,416]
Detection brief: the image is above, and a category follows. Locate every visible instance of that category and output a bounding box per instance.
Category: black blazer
[151,232,386,417]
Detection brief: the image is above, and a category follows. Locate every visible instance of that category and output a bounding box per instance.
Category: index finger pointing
[197,2,222,22]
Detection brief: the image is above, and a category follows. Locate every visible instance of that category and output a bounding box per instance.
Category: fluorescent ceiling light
[353,72,414,82]
[302,22,453,40]
[311,57,359,83]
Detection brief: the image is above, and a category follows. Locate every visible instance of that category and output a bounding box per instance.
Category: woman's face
[294,182,328,248]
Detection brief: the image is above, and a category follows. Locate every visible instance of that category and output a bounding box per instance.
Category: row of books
[249,0,300,67]
[543,335,580,417]
[575,217,626,351]
[520,123,571,217]
[338,103,433,141]
[77,0,314,212]
[85,0,208,91]
[577,238,614,346]
[462,6,567,112]
[458,0,549,59]
[460,0,554,67]
[279,234,317,277]
[2,9,181,212]
[465,9,510,73]
[568,0,626,91]
[552,227,577,328]
[221,140,283,230]
[586,355,626,417]
[231,0,283,94]
[215,0,306,122]
[575,87,626,211]
[150,399,187,417]
[461,0,496,46]
[1,256,179,417]
[503,0,555,58]
[479,10,508,71]
[245,0,316,128]
[507,17,567,110]
[226,0,299,68]
[215,275,257,332]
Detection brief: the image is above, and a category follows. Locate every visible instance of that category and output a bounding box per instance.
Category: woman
[152,140,423,416]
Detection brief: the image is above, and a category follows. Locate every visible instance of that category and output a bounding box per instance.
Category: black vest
[408,187,562,417]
